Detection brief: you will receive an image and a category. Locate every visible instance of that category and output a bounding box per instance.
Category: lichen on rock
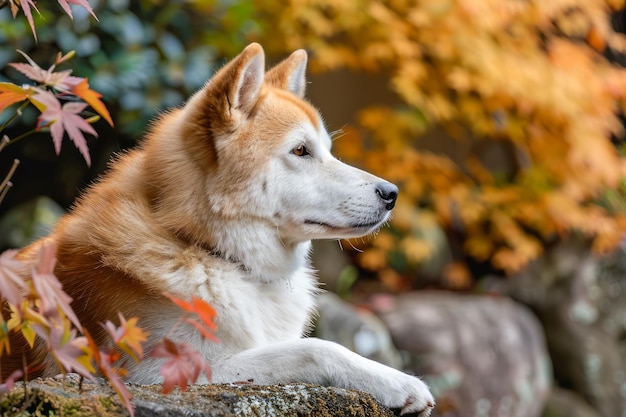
[0,374,396,417]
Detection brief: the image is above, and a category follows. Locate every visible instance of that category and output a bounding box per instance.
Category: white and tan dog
[8,44,434,416]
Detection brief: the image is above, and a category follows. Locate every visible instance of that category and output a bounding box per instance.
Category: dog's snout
[375,182,399,210]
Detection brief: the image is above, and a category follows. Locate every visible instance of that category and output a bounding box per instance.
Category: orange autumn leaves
[0,244,219,417]
[259,0,626,282]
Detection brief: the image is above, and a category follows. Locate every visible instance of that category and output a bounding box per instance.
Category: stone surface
[543,386,602,417]
[1,374,396,416]
[371,291,551,417]
[493,238,626,417]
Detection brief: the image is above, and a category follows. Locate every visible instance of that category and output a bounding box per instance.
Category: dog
[6,43,435,416]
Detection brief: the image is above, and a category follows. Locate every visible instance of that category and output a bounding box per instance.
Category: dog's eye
[292,145,310,157]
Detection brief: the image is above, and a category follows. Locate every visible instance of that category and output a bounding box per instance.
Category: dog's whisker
[329,127,347,141]
[346,239,364,253]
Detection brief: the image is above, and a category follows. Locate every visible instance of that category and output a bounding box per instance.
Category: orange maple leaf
[102,313,149,361]
[86,331,134,417]
[168,295,217,329]
[72,78,113,126]
[0,83,30,114]
[183,319,220,343]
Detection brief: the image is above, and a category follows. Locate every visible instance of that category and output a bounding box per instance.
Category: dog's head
[153,44,398,243]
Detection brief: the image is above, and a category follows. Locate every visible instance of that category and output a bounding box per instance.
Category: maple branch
[6,128,43,147]
[0,101,30,133]
[0,135,10,153]
[0,159,20,205]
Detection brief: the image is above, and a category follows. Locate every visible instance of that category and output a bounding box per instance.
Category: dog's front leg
[212,338,435,416]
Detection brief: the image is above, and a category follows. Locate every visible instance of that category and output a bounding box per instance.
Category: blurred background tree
[255,0,626,290]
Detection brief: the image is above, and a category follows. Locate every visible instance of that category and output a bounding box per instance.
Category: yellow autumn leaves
[257,0,626,283]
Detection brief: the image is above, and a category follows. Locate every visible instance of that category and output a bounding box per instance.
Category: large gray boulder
[314,292,403,369]
[371,292,551,417]
[494,238,626,417]
[544,386,602,417]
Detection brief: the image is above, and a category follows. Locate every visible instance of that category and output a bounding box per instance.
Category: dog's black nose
[375,182,399,210]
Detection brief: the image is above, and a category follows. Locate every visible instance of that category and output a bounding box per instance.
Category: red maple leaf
[0,370,23,394]
[56,0,98,21]
[9,51,113,127]
[30,242,82,331]
[151,338,211,394]
[44,319,93,378]
[31,88,97,166]
[10,50,83,92]
[0,249,27,307]
[9,0,98,41]
[9,0,40,42]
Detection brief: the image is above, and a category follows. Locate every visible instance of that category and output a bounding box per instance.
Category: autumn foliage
[257,0,626,286]
[0,243,219,416]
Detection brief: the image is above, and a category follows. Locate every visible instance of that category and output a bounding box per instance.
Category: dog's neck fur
[209,221,312,283]
[171,214,312,284]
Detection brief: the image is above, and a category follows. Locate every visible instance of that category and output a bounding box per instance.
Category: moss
[98,396,115,411]
[0,377,126,417]
[3,377,396,417]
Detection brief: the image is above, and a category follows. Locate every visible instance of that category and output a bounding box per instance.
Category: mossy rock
[0,374,396,416]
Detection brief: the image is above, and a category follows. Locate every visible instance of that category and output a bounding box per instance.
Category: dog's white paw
[319,341,435,416]
[348,356,435,417]
[380,371,435,417]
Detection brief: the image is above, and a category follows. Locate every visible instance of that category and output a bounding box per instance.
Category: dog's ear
[226,43,265,114]
[195,43,265,119]
[265,49,308,98]
[178,44,265,171]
